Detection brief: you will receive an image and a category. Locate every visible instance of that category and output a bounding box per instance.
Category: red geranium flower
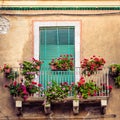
[38,83,42,87]
[31,81,37,85]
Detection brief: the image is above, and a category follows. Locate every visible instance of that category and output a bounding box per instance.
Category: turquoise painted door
[39,26,75,88]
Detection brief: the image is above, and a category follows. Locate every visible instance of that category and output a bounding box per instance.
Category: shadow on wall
[22,39,33,61]
[0,74,16,118]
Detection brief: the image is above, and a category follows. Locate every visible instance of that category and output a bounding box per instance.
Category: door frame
[33,21,81,83]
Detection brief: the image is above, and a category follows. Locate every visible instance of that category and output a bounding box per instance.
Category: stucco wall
[0,10,120,67]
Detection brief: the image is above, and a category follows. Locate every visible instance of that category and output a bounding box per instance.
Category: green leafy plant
[44,81,72,103]
[2,64,12,73]
[109,64,120,77]
[5,81,28,100]
[0,64,19,80]
[5,80,43,100]
[20,58,43,82]
[49,54,74,71]
[81,55,106,76]
[6,70,19,80]
[25,81,43,95]
[75,77,100,99]
[109,64,120,88]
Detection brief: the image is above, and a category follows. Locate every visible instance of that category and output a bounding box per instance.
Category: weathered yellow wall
[0,10,120,67]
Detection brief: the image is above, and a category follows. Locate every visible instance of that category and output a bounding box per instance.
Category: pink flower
[23,90,28,94]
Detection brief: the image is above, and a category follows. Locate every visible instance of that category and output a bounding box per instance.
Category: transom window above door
[40,27,74,45]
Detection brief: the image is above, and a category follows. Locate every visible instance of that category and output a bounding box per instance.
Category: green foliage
[76,80,100,99]
[81,55,106,76]
[44,81,72,103]
[0,64,19,80]
[5,81,28,98]
[7,71,19,80]
[115,76,120,88]
[49,54,74,71]
[5,80,43,100]
[20,58,43,82]
[25,81,40,94]
[109,64,120,88]
[109,64,120,77]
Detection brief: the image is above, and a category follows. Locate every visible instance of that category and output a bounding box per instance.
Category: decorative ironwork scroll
[0,16,9,34]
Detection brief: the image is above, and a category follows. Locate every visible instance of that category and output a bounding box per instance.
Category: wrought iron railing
[6,67,110,98]
[39,67,110,97]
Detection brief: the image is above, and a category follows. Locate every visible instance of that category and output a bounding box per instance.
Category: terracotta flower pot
[111,66,117,72]
[50,65,57,71]
[36,66,40,70]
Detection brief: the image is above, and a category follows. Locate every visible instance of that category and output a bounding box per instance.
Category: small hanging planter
[73,98,79,115]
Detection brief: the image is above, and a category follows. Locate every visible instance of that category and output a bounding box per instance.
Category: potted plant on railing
[1,64,12,78]
[49,54,74,71]
[5,81,29,100]
[44,81,72,103]
[109,64,120,77]
[5,80,43,100]
[44,80,72,114]
[2,64,12,74]
[81,55,106,76]
[109,64,120,88]
[1,64,19,81]
[75,77,100,99]
[6,70,19,81]
[25,81,43,96]
[19,57,43,82]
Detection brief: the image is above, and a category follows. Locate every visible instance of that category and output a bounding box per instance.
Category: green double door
[39,26,75,88]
